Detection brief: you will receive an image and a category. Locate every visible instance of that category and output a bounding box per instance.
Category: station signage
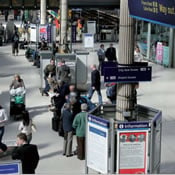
[128,0,175,28]
[104,66,152,83]
[0,162,21,174]
[87,114,109,174]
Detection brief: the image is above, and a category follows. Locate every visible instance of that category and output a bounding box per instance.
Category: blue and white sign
[128,0,175,28]
[87,114,109,174]
[84,33,94,48]
[104,66,152,83]
[0,161,21,174]
[117,122,150,130]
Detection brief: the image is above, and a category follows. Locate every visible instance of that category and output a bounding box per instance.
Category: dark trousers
[12,43,19,55]
[0,126,4,143]
[76,136,85,160]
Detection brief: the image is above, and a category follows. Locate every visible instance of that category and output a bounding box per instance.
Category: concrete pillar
[169,28,174,67]
[40,0,46,24]
[116,0,135,121]
[60,0,68,53]
[146,23,151,60]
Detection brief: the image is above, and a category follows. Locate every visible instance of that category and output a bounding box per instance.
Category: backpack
[79,96,96,111]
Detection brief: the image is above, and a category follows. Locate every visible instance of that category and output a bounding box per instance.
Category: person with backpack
[12,31,20,56]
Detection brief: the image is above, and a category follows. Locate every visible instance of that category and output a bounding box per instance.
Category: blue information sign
[0,162,21,174]
[128,0,175,28]
[104,66,152,83]
[117,122,150,130]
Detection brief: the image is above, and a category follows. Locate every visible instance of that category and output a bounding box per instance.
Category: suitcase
[52,117,59,132]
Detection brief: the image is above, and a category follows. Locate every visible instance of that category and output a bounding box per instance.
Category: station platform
[0,42,174,174]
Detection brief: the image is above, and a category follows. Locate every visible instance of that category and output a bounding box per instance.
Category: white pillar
[116,0,135,121]
[60,0,68,53]
[40,0,46,24]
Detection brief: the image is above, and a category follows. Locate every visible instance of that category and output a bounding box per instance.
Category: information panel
[104,66,152,83]
[117,122,150,174]
[84,33,94,48]
[0,161,21,174]
[87,114,109,174]
[128,0,175,28]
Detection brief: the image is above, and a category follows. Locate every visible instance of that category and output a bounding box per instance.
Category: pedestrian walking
[12,133,39,174]
[12,31,20,56]
[88,64,102,104]
[18,110,36,143]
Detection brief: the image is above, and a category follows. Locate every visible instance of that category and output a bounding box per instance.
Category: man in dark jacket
[88,64,102,104]
[12,133,39,174]
[43,59,56,96]
[62,103,74,157]
[12,31,19,56]
[105,43,117,62]
[58,59,71,84]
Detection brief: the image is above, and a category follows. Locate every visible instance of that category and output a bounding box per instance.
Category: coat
[58,64,71,83]
[91,69,101,90]
[12,144,39,174]
[62,109,73,132]
[105,47,117,61]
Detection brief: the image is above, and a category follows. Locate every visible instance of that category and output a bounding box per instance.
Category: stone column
[40,0,46,24]
[116,0,135,121]
[60,0,68,53]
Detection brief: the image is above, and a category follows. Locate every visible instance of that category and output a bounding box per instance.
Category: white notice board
[84,33,94,48]
[86,114,110,174]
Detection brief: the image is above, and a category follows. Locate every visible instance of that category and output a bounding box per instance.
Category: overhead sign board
[104,66,152,83]
[128,0,175,28]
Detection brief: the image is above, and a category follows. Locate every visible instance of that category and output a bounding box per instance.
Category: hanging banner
[117,122,150,174]
[128,0,175,28]
[39,25,47,42]
[156,42,163,63]
[87,114,110,174]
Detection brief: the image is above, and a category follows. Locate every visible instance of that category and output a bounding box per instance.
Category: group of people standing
[97,43,117,71]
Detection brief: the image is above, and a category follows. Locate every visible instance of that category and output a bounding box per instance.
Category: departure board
[0,0,10,7]
[24,0,35,7]
[12,0,23,7]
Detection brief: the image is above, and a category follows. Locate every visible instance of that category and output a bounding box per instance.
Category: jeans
[0,127,5,143]
[88,87,102,104]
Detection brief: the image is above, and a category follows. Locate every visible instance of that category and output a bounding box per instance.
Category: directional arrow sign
[104,66,152,83]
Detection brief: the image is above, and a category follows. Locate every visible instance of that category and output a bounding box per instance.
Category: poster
[156,42,163,63]
[117,122,150,174]
[87,115,109,174]
[30,24,37,42]
[118,131,148,174]
[39,25,47,42]
[163,46,169,66]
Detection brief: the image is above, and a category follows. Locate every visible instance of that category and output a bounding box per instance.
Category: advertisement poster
[39,25,48,42]
[87,115,109,174]
[118,131,148,174]
[163,46,169,66]
[156,42,163,63]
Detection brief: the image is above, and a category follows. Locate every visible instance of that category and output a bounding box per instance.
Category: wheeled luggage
[52,116,59,131]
